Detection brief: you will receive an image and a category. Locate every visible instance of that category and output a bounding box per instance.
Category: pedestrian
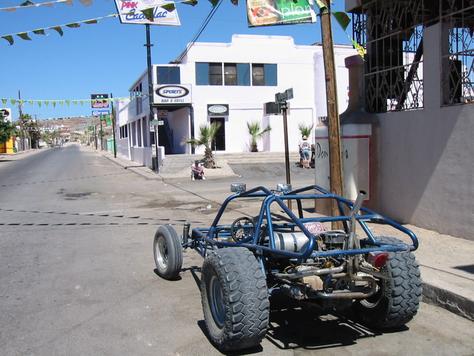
[299,135,311,169]
[191,160,206,180]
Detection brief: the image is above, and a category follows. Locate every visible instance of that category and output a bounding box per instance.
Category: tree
[247,121,271,152]
[186,122,221,168]
[0,112,16,145]
[18,114,41,149]
[298,123,314,139]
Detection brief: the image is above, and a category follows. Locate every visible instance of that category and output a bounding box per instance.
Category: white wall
[179,35,353,153]
[371,23,474,240]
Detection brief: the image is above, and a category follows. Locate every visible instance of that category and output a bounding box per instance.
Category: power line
[173,0,223,64]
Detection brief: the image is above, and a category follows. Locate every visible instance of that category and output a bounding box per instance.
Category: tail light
[368,252,389,269]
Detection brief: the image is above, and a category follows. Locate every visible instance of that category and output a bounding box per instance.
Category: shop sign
[114,0,181,26]
[153,84,191,104]
[0,108,12,122]
[91,93,109,109]
[207,104,229,116]
[246,0,316,27]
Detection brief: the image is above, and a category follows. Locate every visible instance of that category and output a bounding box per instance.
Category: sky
[1,0,351,120]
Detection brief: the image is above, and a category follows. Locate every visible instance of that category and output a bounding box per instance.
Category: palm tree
[186,122,221,168]
[247,121,271,152]
[298,123,314,138]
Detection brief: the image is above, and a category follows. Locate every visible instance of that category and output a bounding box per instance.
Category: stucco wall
[372,23,474,240]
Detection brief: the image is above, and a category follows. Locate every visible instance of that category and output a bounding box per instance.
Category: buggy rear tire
[201,247,269,352]
[153,225,183,280]
[353,236,422,329]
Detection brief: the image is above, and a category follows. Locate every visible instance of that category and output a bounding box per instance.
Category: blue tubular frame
[189,185,419,259]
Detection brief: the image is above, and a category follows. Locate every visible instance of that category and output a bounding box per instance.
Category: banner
[1,14,117,46]
[246,0,316,27]
[114,0,181,26]
[91,93,110,109]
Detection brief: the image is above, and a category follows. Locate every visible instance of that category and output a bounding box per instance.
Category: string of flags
[0,0,92,12]
[1,13,118,45]
[1,95,144,108]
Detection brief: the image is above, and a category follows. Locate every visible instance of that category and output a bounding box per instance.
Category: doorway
[210,117,226,151]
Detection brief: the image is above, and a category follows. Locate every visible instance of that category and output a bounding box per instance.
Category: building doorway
[210,117,226,151]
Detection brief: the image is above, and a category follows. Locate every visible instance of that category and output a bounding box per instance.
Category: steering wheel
[230,217,255,242]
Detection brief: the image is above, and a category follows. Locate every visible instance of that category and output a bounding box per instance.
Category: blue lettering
[125,8,169,21]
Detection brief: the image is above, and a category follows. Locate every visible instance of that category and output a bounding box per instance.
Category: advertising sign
[207,104,229,116]
[92,109,110,116]
[114,0,181,26]
[0,108,12,122]
[246,0,316,27]
[153,84,191,104]
[91,94,109,109]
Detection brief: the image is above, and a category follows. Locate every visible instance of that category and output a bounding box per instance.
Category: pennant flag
[2,99,7,105]
[52,101,57,107]
[208,0,218,6]
[72,100,79,105]
[28,100,34,105]
[38,101,42,107]
[52,26,64,36]
[66,23,80,28]
[351,39,366,58]
[65,0,73,5]
[332,11,350,31]
[10,99,16,105]
[65,99,70,106]
[17,32,32,41]
[315,0,326,10]
[84,19,98,24]
[141,8,155,21]
[230,0,237,4]
[44,100,49,106]
[20,0,35,6]
[79,0,92,5]
[161,3,175,12]
[183,0,198,5]
[33,29,46,35]
[2,35,14,45]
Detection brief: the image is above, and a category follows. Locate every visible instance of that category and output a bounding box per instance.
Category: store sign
[207,104,229,116]
[153,84,191,104]
[91,93,109,109]
[0,108,12,122]
[114,0,181,26]
[246,0,316,27]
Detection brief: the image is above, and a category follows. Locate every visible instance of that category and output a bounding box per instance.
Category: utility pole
[110,93,117,158]
[320,1,344,227]
[145,24,159,173]
[18,90,25,151]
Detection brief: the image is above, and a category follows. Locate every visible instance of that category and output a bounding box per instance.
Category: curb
[422,282,474,321]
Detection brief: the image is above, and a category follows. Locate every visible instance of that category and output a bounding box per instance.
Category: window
[224,63,237,85]
[141,117,147,146]
[209,63,222,85]
[157,66,180,84]
[252,64,277,86]
[131,83,143,116]
[196,62,272,86]
[237,63,250,86]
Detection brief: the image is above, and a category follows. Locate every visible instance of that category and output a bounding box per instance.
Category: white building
[115,34,356,165]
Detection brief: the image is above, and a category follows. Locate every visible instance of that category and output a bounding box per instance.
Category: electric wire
[173,0,223,63]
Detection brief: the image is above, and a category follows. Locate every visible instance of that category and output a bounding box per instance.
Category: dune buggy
[153,184,422,352]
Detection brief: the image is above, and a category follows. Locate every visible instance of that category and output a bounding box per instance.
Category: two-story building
[115,34,355,165]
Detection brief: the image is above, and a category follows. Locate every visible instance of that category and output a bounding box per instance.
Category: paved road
[1,145,473,355]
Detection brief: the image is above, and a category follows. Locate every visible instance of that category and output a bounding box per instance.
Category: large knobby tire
[353,236,422,329]
[153,225,183,280]
[201,247,270,352]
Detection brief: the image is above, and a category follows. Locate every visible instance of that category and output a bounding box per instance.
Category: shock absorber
[182,222,190,246]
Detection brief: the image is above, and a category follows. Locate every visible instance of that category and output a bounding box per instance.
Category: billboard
[91,94,109,109]
[153,84,191,104]
[114,0,181,26]
[0,108,12,122]
[246,0,316,27]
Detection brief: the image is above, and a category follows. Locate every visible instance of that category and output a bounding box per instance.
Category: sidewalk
[96,147,474,321]
[0,147,49,161]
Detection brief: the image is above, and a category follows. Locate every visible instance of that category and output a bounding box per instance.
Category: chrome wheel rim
[209,275,225,328]
[155,236,168,270]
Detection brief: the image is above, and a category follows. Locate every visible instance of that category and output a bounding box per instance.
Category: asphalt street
[0,145,473,355]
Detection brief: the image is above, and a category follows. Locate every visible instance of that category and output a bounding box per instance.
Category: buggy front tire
[201,247,269,352]
[353,236,422,329]
[153,225,183,280]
